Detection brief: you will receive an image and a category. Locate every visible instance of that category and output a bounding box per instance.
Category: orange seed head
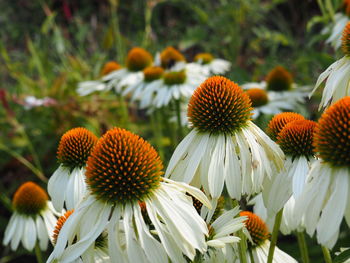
[13,182,48,216]
[194,53,214,64]
[266,66,293,91]
[188,76,252,135]
[266,112,305,141]
[101,61,122,76]
[240,211,270,246]
[245,88,269,107]
[52,210,74,244]
[143,66,164,82]
[160,46,186,69]
[342,22,350,56]
[314,97,350,167]
[126,47,153,72]
[57,127,98,169]
[277,119,317,158]
[163,71,186,85]
[86,128,163,204]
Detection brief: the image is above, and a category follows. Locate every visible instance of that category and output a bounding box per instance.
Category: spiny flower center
[267,112,305,141]
[194,53,214,64]
[266,66,293,91]
[101,61,122,76]
[344,0,350,17]
[143,66,164,82]
[342,22,350,56]
[53,210,74,244]
[188,76,252,135]
[86,128,163,204]
[13,182,48,216]
[245,88,269,107]
[57,127,98,169]
[160,47,185,69]
[240,211,270,246]
[314,97,350,167]
[163,71,186,85]
[277,120,317,158]
[126,47,153,72]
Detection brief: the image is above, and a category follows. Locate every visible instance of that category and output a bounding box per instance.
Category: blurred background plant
[0,0,349,262]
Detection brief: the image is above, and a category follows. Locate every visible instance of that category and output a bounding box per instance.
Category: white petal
[48,165,70,212]
[36,216,49,250]
[65,167,87,210]
[22,216,37,251]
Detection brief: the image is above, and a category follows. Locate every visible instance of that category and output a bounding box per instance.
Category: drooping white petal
[22,216,37,251]
[48,165,70,212]
[10,214,24,250]
[3,214,18,246]
[317,169,349,248]
[65,167,87,210]
[36,215,49,250]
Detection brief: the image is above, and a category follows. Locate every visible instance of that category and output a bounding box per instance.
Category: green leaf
[334,249,350,263]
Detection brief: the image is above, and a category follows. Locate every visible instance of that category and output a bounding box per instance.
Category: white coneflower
[295,97,350,249]
[137,63,205,109]
[77,61,122,96]
[51,210,110,262]
[312,22,350,108]
[242,66,309,117]
[48,127,98,211]
[122,66,164,101]
[166,76,284,203]
[102,47,153,94]
[194,53,231,75]
[239,211,297,263]
[48,127,211,263]
[263,118,317,215]
[3,182,58,251]
[322,1,350,50]
[157,46,186,69]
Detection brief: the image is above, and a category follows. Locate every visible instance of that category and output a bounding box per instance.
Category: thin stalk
[321,246,333,263]
[267,208,283,263]
[249,248,255,263]
[142,1,153,48]
[109,0,125,62]
[117,94,129,129]
[150,110,164,160]
[238,230,248,263]
[174,99,183,141]
[296,231,310,263]
[34,243,43,263]
[0,143,47,182]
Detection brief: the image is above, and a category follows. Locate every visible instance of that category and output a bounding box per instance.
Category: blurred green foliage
[0,0,349,262]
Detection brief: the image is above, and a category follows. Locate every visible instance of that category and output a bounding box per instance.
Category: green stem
[142,1,153,48]
[296,231,310,263]
[117,94,129,129]
[150,110,164,160]
[267,208,283,263]
[109,1,125,62]
[238,230,248,263]
[321,246,332,263]
[249,248,255,263]
[0,143,47,182]
[34,242,43,263]
[175,99,183,141]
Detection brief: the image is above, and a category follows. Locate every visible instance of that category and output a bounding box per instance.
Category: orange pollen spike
[240,211,270,246]
[52,210,74,244]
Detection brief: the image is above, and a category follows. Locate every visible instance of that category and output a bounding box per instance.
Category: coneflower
[166,76,284,206]
[194,52,231,75]
[48,127,212,263]
[77,61,122,96]
[3,182,58,251]
[312,22,350,108]
[296,96,350,249]
[239,211,297,263]
[48,127,98,211]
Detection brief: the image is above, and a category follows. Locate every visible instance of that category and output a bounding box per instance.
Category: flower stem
[150,109,164,160]
[0,143,47,182]
[267,208,283,263]
[321,246,332,263]
[249,248,255,263]
[238,230,248,263]
[117,94,129,129]
[175,99,183,141]
[296,231,310,263]
[35,243,43,263]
